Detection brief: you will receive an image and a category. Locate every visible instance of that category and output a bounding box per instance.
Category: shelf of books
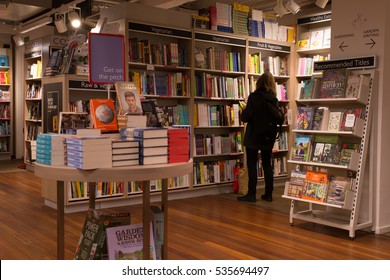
[283,58,376,239]
[192,29,247,188]
[0,46,12,160]
[24,38,45,166]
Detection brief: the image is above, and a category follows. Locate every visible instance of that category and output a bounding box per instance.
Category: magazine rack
[283,66,377,239]
[34,160,193,260]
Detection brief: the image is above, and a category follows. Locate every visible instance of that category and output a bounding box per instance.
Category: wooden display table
[34,161,193,260]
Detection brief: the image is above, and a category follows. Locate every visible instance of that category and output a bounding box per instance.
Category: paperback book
[318,68,348,99]
[115,81,143,116]
[292,134,311,161]
[287,170,307,198]
[339,142,360,166]
[90,99,119,132]
[301,171,329,202]
[327,175,353,206]
[295,106,314,130]
[340,108,362,131]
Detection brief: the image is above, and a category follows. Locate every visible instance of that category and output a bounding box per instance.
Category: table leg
[57,180,65,260]
[142,181,150,260]
[161,178,168,260]
[88,182,96,209]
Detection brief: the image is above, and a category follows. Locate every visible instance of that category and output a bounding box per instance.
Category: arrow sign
[339,41,349,52]
[366,38,376,49]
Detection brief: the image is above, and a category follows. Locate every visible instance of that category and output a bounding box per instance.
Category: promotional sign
[89,33,126,84]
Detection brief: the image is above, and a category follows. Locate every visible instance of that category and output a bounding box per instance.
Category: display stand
[34,160,193,260]
[283,57,377,239]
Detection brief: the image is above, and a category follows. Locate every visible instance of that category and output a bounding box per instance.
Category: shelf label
[24,38,42,54]
[128,22,191,39]
[89,33,126,84]
[195,33,246,47]
[298,13,332,25]
[313,56,376,71]
[248,41,290,52]
[69,80,115,91]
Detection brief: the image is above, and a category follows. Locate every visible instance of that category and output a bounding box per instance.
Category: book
[318,68,348,99]
[311,107,330,130]
[117,114,147,128]
[112,139,139,149]
[59,112,89,134]
[89,99,119,132]
[123,137,168,147]
[339,142,360,166]
[345,72,370,99]
[322,28,331,48]
[140,146,168,156]
[74,209,112,260]
[120,127,168,139]
[115,81,143,115]
[296,31,310,50]
[301,171,329,202]
[66,136,112,146]
[141,99,163,127]
[340,108,362,131]
[112,159,139,167]
[139,154,168,165]
[309,29,324,49]
[295,106,314,130]
[327,176,353,206]
[287,170,307,198]
[106,223,157,260]
[327,111,343,131]
[292,134,311,161]
[112,153,139,161]
[112,147,139,154]
[150,205,164,260]
[310,135,341,164]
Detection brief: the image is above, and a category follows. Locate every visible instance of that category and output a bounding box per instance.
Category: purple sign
[88,33,126,84]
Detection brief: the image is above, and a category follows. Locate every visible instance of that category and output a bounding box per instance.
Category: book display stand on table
[34,160,193,260]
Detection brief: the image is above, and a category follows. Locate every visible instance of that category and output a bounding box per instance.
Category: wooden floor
[1,170,390,260]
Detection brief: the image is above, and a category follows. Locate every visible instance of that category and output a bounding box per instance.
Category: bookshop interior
[1,0,390,260]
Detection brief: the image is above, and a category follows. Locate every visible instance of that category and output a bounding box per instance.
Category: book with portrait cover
[318,68,348,99]
[89,98,119,132]
[292,134,312,161]
[115,81,143,116]
[106,223,156,260]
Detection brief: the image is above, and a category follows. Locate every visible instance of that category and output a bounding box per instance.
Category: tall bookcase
[283,60,376,239]
[0,46,12,160]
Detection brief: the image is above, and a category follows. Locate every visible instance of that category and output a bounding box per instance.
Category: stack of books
[111,139,140,167]
[120,127,168,165]
[116,115,147,129]
[167,128,189,163]
[66,136,112,169]
[36,134,66,166]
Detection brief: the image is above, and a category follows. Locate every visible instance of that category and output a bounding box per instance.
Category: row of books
[295,106,364,132]
[128,38,189,67]
[0,90,10,100]
[0,122,10,136]
[287,170,354,207]
[248,54,288,77]
[292,133,360,167]
[127,175,190,194]
[194,131,243,156]
[298,68,370,100]
[26,60,42,79]
[194,73,245,99]
[195,47,242,72]
[194,103,241,127]
[296,54,330,76]
[26,83,42,99]
[297,27,331,51]
[257,155,288,178]
[0,71,10,84]
[0,138,8,152]
[248,78,288,102]
[193,159,237,185]
[0,55,9,67]
[0,103,10,119]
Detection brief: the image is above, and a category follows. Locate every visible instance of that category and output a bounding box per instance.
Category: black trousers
[246,147,273,197]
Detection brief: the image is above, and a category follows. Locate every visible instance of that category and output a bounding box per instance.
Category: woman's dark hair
[256,72,277,97]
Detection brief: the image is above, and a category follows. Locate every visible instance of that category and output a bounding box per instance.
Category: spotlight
[13,35,25,46]
[316,0,329,9]
[285,0,300,14]
[54,13,67,33]
[68,10,81,28]
[274,0,289,17]
[91,17,107,33]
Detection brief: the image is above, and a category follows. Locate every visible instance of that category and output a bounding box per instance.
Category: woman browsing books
[237,72,279,203]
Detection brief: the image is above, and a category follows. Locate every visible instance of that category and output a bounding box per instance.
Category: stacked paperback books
[120,127,168,165]
[111,139,140,167]
[66,136,112,169]
[36,134,66,166]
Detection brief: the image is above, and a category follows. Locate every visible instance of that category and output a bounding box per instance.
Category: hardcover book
[292,134,311,161]
[89,99,119,132]
[287,170,307,198]
[327,176,353,206]
[318,68,348,99]
[120,127,168,139]
[141,99,163,127]
[301,171,329,202]
[309,29,324,49]
[106,223,157,260]
[345,72,370,99]
[59,112,89,134]
[311,135,341,164]
[340,108,362,131]
[339,142,360,166]
[115,81,143,116]
[295,106,314,130]
[327,111,343,131]
[311,107,329,130]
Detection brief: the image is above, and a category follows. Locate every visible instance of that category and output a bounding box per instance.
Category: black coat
[241,88,279,150]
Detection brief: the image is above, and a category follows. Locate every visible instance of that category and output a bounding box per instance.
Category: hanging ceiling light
[285,0,300,14]
[54,13,68,33]
[316,0,329,9]
[273,0,289,17]
[68,8,81,28]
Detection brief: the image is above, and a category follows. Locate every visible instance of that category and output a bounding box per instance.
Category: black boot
[237,194,256,202]
[261,194,272,202]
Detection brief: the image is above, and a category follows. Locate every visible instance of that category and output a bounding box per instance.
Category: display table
[34,161,193,260]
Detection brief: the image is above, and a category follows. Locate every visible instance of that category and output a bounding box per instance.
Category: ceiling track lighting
[285,0,300,14]
[68,8,82,28]
[19,17,53,34]
[316,0,329,9]
[13,34,25,47]
[273,0,289,17]
[54,13,68,33]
